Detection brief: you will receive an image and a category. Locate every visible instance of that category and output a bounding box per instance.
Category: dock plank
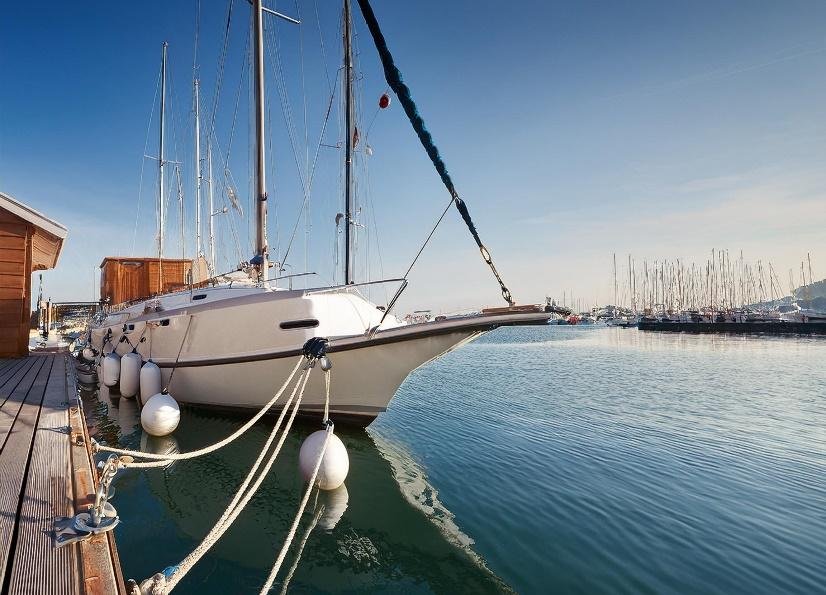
[0,356,52,590]
[8,355,80,595]
[0,358,37,407]
[0,357,46,454]
[0,354,125,595]
[0,358,21,380]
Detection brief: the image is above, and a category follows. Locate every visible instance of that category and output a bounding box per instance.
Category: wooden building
[0,192,67,357]
[100,256,207,306]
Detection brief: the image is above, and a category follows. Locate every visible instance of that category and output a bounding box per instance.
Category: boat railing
[304,278,407,297]
[304,278,409,335]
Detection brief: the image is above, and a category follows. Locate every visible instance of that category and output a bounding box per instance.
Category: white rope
[323,368,330,422]
[139,365,313,594]
[258,424,332,594]
[95,356,303,462]
[259,365,333,593]
[121,458,174,470]
[161,368,313,592]
[277,501,324,595]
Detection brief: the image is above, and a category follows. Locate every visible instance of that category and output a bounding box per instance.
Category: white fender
[119,352,142,398]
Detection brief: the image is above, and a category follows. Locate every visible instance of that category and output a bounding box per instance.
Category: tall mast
[158,41,168,292]
[194,78,202,263]
[343,0,354,285]
[253,0,269,279]
[159,42,168,264]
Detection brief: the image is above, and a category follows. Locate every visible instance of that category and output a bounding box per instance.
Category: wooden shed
[100,257,207,306]
[0,192,67,357]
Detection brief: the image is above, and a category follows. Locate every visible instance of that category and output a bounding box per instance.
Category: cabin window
[159,319,170,327]
[279,319,319,330]
[126,324,135,331]
[193,294,207,301]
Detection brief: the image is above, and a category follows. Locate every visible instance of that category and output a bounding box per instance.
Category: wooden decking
[0,353,124,595]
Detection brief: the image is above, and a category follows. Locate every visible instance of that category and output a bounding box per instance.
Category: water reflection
[80,387,508,594]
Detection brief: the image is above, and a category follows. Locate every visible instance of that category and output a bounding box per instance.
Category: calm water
[85,326,826,594]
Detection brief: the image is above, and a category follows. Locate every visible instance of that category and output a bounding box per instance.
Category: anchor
[53,454,121,547]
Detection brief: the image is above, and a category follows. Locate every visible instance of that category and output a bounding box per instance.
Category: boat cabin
[99,256,208,306]
[0,191,67,357]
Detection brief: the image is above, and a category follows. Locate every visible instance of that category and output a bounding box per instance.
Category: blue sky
[2,1,825,312]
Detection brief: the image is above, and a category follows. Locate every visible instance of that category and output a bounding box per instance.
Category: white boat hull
[160,328,482,423]
[89,285,549,425]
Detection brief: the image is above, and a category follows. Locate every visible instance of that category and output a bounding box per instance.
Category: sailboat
[89,0,551,425]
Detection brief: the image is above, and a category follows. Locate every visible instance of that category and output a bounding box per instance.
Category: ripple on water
[374,326,826,594]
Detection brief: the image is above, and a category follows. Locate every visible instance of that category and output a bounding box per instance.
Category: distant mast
[343,0,355,284]
[613,252,618,313]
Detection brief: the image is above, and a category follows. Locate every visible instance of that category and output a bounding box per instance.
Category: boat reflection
[79,391,509,594]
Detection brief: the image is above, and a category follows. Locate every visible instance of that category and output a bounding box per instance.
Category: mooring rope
[128,339,334,594]
[138,365,313,594]
[277,501,325,595]
[93,356,304,463]
[259,423,332,594]
[258,366,333,594]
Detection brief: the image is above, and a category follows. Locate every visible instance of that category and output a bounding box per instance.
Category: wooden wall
[100,258,195,306]
[0,210,31,357]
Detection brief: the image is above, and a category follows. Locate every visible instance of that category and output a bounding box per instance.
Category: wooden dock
[0,353,125,595]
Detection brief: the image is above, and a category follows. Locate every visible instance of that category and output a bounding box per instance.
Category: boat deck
[0,353,125,595]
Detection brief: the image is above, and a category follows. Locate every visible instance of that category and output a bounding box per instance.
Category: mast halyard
[207,141,216,275]
[158,41,168,289]
[343,0,355,285]
[252,0,269,280]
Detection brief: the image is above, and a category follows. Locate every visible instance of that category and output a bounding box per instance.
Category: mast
[253,0,269,279]
[194,78,202,263]
[158,41,169,260]
[808,252,814,301]
[343,0,354,284]
[628,254,633,312]
[158,41,168,285]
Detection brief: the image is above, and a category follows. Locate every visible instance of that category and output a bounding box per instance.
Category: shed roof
[0,191,67,270]
[0,191,68,240]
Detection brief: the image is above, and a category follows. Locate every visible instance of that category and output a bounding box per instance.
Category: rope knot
[302,337,329,361]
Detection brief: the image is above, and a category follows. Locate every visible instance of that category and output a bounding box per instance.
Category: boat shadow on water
[79,386,511,594]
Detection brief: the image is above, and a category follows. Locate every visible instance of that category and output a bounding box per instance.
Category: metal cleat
[53,454,122,548]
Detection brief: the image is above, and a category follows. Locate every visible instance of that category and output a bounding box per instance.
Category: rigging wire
[279,83,338,271]
[267,17,341,274]
[295,0,311,282]
[210,34,249,267]
[208,0,235,138]
[131,67,163,256]
[313,0,333,93]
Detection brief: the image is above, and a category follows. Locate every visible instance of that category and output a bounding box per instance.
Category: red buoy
[378,93,391,109]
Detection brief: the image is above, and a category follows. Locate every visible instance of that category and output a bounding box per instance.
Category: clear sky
[2,1,825,313]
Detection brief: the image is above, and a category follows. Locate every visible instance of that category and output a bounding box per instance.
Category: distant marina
[547,251,826,335]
